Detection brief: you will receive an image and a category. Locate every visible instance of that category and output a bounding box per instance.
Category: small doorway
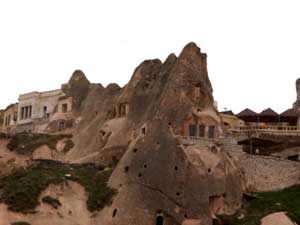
[156,215,164,225]
[59,121,65,131]
[62,104,68,113]
[43,106,47,118]
[208,126,215,139]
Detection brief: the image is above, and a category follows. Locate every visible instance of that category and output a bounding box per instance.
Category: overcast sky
[1,0,300,113]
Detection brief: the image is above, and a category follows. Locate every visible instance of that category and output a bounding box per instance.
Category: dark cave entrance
[213,218,221,225]
[156,215,164,225]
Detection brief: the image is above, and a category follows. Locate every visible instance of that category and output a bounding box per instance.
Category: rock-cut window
[62,104,68,113]
[189,125,197,137]
[208,126,215,139]
[199,125,206,137]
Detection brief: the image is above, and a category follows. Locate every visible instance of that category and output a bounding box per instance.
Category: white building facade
[18,90,64,124]
[16,89,73,133]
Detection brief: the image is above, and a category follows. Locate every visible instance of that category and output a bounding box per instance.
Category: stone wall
[57,97,73,113]
[228,151,300,192]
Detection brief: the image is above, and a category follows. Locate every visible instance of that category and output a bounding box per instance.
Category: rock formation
[293,78,300,110]
[261,212,295,225]
[62,70,91,112]
[67,42,218,163]
[2,42,299,225]
[61,42,242,225]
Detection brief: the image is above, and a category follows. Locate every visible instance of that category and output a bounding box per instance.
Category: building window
[189,125,197,137]
[208,126,215,139]
[13,112,17,121]
[117,103,129,117]
[21,107,24,119]
[59,121,65,131]
[21,106,32,120]
[25,107,28,119]
[43,106,47,118]
[5,115,11,127]
[29,106,32,118]
[199,125,206,137]
[62,104,68,113]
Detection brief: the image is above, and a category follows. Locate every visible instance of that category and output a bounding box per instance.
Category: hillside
[0,43,299,225]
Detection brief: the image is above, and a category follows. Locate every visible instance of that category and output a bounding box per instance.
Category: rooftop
[237,108,258,117]
[259,108,279,117]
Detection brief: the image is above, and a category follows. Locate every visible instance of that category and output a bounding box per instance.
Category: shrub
[42,196,61,209]
[0,160,116,213]
[221,185,300,225]
[7,133,73,155]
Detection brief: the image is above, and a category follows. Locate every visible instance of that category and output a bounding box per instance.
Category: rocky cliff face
[0,43,243,225]
[1,43,300,225]
[61,42,242,225]
[67,42,217,162]
[62,70,91,112]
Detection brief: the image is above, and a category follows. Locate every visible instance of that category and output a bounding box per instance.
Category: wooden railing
[232,125,300,131]
[228,125,300,136]
[230,126,300,131]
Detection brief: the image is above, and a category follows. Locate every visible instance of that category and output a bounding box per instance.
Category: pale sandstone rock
[182,219,202,225]
[32,145,54,160]
[56,139,67,152]
[261,212,295,225]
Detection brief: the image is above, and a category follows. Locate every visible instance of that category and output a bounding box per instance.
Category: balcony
[229,125,300,136]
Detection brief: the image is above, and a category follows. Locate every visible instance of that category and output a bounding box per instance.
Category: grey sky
[1,0,300,114]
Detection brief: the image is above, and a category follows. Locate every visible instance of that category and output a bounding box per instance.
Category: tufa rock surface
[62,70,91,112]
[0,42,246,225]
[63,42,242,225]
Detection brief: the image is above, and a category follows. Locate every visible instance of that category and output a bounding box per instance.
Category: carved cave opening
[112,209,117,218]
[156,215,164,225]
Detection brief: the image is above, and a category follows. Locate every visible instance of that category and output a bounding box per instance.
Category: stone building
[236,108,300,127]
[182,108,222,139]
[280,108,300,126]
[0,110,3,133]
[47,95,73,132]
[2,103,18,134]
[219,110,245,129]
[16,89,73,133]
